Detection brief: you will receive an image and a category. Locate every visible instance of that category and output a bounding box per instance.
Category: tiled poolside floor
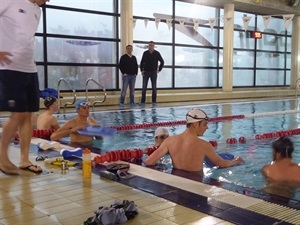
[0,145,234,225]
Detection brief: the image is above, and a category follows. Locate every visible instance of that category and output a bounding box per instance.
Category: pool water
[59,99,300,200]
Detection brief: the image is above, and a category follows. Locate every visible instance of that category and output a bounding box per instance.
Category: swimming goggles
[79,102,90,108]
[186,113,208,121]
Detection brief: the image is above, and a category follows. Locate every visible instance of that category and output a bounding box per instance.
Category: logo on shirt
[18,9,26,13]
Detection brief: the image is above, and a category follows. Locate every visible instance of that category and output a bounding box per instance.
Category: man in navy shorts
[0,0,49,175]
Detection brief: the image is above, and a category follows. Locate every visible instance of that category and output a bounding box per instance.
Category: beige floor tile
[142,201,177,213]
[41,202,81,215]
[13,189,53,200]
[13,216,60,225]
[124,210,164,225]
[76,194,113,206]
[134,196,165,207]
[85,199,116,211]
[216,221,236,225]
[58,187,91,197]
[168,211,208,224]
[64,190,103,201]
[183,216,224,225]
[34,198,73,209]
[0,205,35,219]
[147,219,179,225]
[60,212,92,225]
[54,207,92,221]
[107,188,143,198]
[100,184,131,194]
[50,183,82,193]
[21,193,63,205]
[154,205,191,218]
[0,210,46,224]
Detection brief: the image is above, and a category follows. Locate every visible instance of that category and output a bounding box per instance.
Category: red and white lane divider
[109,114,245,131]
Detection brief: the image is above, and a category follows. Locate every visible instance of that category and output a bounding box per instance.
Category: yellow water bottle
[82,148,92,178]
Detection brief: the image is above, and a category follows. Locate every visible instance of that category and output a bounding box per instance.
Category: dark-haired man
[262,136,300,182]
[140,41,164,107]
[0,0,49,175]
[119,45,138,107]
[146,109,243,173]
[37,97,60,130]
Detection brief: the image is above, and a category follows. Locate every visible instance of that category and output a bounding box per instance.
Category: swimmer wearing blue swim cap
[50,99,100,145]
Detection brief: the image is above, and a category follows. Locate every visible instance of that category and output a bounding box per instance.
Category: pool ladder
[85,78,107,112]
[57,78,77,118]
[296,78,300,99]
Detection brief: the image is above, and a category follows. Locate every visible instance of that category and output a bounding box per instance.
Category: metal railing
[296,78,300,98]
[57,78,76,115]
[85,78,107,111]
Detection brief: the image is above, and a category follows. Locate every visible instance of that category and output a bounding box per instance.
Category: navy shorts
[0,70,40,112]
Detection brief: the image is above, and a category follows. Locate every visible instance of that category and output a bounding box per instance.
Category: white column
[120,0,133,55]
[222,4,234,92]
[290,16,300,89]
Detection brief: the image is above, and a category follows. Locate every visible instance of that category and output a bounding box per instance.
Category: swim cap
[44,96,57,108]
[155,127,169,137]
[186,108,208,124]
[75,99,89,110]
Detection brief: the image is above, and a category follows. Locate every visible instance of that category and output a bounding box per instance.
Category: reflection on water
[57,99,300,200]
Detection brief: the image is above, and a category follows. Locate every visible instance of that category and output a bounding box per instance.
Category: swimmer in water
[145,108,244,173]
[144,127,169,155]
[51,99,100,145]
[37,96,60,130]
[262,136,300,183]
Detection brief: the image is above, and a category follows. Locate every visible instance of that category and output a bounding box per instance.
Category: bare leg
[0,112,26,174]
[18,113,42,172]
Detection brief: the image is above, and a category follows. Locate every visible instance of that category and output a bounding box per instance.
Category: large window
[36,0,119,91]
[36,0,292,91]
[132,1,291,89]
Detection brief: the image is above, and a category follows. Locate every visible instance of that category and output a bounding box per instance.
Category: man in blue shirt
[119,45,138,107]
[140,41,164,107]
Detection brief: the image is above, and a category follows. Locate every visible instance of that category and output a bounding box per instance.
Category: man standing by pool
[140,41,164,107]
[119,45,138,107]
[145,109,243,173]
[0,0,49,175]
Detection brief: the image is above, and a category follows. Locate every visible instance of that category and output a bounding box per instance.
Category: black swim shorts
[0,70,40,112]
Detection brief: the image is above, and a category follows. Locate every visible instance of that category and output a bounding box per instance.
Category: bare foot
[19,161,42,174]
[0,163,19,175]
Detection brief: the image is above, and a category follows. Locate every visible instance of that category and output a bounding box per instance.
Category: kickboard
[77,126,117,137]
[31,138,99,160]
[204,153,235,168]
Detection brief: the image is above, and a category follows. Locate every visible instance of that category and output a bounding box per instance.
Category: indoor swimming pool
[55,99,300,202]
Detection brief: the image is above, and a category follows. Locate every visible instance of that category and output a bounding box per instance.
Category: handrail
[85,78,107,111]
[57,78,77,115]
[296,78,300,98]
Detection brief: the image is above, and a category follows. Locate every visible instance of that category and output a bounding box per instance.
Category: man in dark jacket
[140,41,164,107]
[119,45,138,107]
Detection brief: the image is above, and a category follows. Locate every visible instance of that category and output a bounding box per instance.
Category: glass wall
[35,0,119,90]
[36,0,292,91]
[132,0,292,89]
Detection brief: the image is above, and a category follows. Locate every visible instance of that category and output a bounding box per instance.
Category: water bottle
[82,148,92,179]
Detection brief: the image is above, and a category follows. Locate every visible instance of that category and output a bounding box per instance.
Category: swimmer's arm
[261,165,269,178]
[51,117,60,130]
[50,120,82,140]
[145,141,168,166]
[205,145,244,168]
